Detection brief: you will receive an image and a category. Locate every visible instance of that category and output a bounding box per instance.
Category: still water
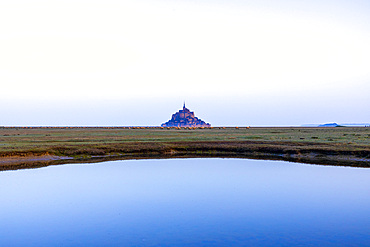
[0,158,369,246]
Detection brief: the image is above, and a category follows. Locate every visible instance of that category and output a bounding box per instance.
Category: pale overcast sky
[0,0,369,126]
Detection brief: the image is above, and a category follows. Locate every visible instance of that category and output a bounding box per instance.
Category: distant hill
[302,123,369,127]
[318,123,340,127]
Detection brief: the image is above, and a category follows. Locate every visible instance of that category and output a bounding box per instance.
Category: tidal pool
[0,158,369,246]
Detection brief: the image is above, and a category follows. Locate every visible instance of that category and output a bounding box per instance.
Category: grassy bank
[0,126,369,170]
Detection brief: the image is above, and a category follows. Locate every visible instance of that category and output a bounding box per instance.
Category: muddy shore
[1,141,369,171]
[1,127,369,171]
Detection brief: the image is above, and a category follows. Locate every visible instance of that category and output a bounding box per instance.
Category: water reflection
[1,158,369,246]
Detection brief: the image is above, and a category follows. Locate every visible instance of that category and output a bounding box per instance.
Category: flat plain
[0,126,369,169]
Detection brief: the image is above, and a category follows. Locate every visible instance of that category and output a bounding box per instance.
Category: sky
[0,0,369,126]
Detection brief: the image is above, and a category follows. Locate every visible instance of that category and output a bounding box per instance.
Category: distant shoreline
[0,127,369,171]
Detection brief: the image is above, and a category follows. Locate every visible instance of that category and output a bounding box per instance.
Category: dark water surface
[0,158,369,246]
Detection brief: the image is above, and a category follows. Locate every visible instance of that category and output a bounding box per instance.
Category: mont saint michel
[161,103,211,127]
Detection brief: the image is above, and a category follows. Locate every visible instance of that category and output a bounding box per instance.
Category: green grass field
[1,126,369,151]
[0,126,369,168]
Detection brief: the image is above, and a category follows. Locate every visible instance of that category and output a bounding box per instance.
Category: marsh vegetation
[0,126,369,169]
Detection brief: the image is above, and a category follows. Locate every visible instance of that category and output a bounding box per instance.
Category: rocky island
[161,103,211,127]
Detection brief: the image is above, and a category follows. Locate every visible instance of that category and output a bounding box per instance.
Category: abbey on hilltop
[161,103,211,127]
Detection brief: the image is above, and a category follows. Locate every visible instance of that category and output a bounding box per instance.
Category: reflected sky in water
[1,158,370,246]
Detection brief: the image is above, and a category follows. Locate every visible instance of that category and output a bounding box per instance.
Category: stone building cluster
[161,103,211,127]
